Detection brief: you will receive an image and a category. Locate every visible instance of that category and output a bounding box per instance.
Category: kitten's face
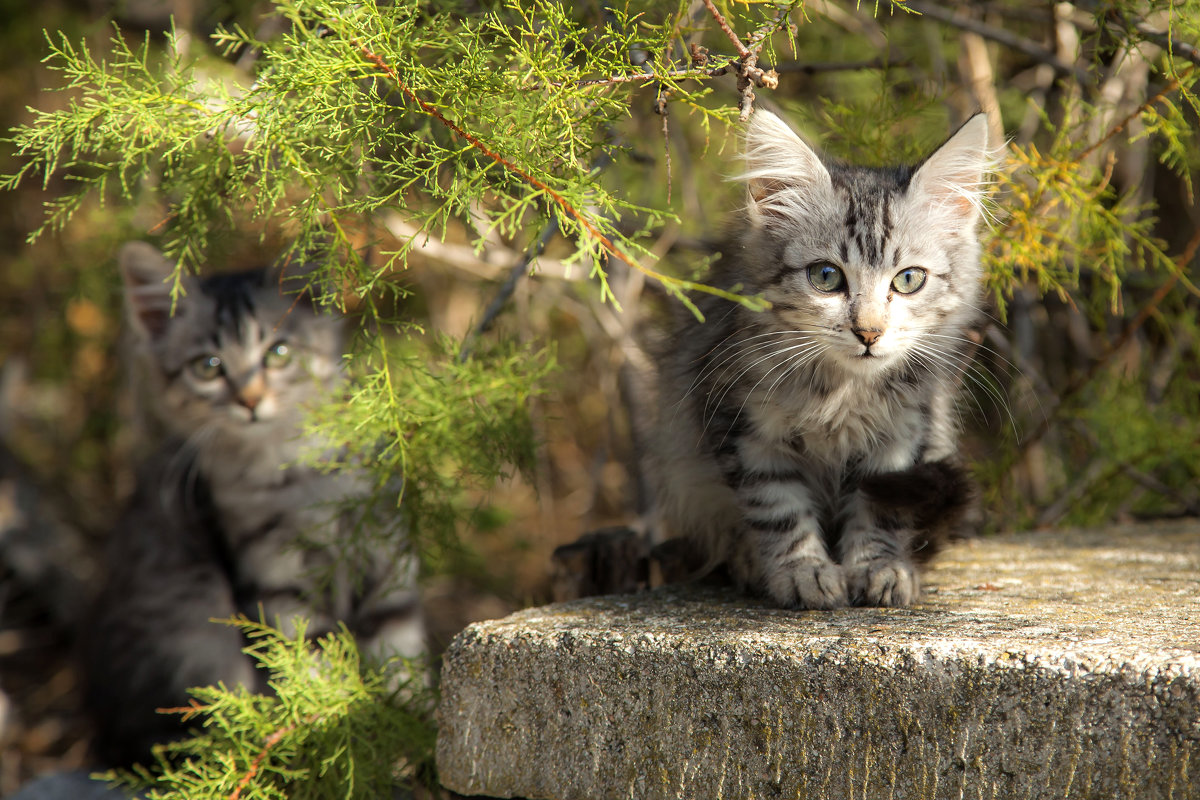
[120,243,345,447]
[739,112,990,377]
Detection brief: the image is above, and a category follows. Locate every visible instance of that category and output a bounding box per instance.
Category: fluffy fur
[82,244,423,765]
[652,111,989,609]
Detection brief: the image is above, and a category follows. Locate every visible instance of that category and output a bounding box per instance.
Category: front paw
[764,559,848,610]
[846,559,920,607]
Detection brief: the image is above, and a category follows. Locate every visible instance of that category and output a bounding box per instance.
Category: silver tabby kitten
[83,243,423,765]
[654,110,990,609]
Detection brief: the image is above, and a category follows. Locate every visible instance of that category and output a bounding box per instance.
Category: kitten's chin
[831,347,900,375]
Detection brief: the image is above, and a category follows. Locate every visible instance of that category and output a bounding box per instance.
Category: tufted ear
[118,242,182,340]
[909,113,992,225]
[739,110,832,225]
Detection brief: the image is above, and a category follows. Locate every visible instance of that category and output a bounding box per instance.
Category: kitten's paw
[765,559,848,609]
[846,559,920,607]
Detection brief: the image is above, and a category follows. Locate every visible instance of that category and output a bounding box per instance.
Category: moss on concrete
[437,521,1200,799]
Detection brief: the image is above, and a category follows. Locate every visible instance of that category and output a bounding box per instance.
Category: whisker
[910,341,1019,437]
[910,330,1022,375]
[680,329,820,408]
[702,338,821,428]
[763,344,826,404]
[717,342,826,449]
[690,330,826,409]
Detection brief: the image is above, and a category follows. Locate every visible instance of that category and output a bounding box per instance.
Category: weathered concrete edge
[436,591,1200,800]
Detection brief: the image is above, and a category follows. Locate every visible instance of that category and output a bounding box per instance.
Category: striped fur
[83,243,423,765]
[653,111,989,609]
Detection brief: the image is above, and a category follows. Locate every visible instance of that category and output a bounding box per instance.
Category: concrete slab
[437,521,1200,799]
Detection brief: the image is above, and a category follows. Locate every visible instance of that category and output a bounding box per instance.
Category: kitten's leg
[838,493,919,607]
[731,475,848,609]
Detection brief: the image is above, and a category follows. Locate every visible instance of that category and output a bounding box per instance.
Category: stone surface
[437,521,1200,800]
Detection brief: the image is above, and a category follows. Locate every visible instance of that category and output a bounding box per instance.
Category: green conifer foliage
[105,619,437,799]
[3,0,1199,795]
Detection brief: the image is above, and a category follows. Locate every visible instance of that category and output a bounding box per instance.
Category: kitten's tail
[860,459,979,564]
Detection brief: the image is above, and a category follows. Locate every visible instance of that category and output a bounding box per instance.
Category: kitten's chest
[209,459,362,545]
[753,380,926,469]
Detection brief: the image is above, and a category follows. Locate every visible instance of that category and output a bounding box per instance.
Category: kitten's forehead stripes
[827,166,912,273]
[768,165,922,288]
[196,272,267,354]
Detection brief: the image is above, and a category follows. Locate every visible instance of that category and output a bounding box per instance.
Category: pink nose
[853,329,882,347]
[236,391,261,411]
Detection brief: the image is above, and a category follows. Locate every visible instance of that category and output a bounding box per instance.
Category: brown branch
[228,716,317,800]
[991,67,1191,253]
[767,56,905,73]
[746,3,791,57]
[560,61,737,89]
[903,0,1093,85]
[1134,22,1200,68]
[147,211,176,234]
[700,0,787,119]
[1018,226,1200,455]
[355,41,626,260]
[702,0,749,57]
[1076,68,1190,162]
[551,54,893,91]
[1071,0,1200,69]
[153,702,311,800]
[155,699,209,719]
[352,39,716,304]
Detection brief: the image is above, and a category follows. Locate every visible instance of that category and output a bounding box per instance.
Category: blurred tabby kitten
[653,111,989,609]
[83,243,423,766]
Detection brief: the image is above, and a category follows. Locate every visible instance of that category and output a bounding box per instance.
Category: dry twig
[700,0,783,120]
[903,0,1092,85]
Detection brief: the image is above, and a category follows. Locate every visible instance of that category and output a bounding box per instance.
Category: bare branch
[767,56,907,73]
[1016,226,1200,457]
[380,213,571,281]
[701,0,750,57]
[1076,67,1191,162]
[459,219,561,363]
[903,0,1093,85]
[1134,21,1200,68]
[1070,0,1200,68]
[353,40,681,300]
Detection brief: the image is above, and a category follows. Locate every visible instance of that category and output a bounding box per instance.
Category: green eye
[892,267,927,294]
[190,354,223,380]
[263,341,292,368]
[807,263,845,293]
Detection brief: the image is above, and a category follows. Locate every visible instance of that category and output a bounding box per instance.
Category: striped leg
[730,473,847,610]
[838,491,919,607]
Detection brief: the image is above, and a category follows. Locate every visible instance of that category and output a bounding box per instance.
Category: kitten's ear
[119,242,179,340]
[740,110,832,225]
[910,113,992,224]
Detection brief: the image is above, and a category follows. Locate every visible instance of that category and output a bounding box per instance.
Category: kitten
[652,110,989,609]
[82,243,424,766]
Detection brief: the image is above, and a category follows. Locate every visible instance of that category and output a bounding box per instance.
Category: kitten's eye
[892,267,927,294]
[807,263,845,293]
[263,342,292,369]
[190,354,223,381]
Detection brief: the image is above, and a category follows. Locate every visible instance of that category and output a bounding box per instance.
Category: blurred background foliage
[0,0,1197,792]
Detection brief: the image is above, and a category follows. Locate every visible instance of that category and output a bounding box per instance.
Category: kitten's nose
[237,391,262,411]
[853,328,882,347]
[236,375,266,411]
